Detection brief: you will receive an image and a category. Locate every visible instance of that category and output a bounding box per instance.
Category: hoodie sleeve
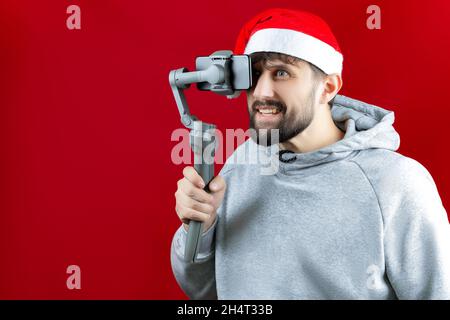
[170,216,218,299]
[379,157,450,299]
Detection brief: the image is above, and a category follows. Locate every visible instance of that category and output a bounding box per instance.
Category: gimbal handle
[185,121,216,263]
[169,68,217,263]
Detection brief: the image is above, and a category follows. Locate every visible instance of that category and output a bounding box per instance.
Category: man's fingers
[175,203,211,223]
[176,191,216,215]
[183,166,205,189]
[177,178,214,203]
[209,175,226,192]
[175,170,225,232]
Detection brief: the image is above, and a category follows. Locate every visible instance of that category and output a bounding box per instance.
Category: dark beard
[249,89,316,146]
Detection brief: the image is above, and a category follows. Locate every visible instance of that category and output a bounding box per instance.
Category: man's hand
[175,166,226,233]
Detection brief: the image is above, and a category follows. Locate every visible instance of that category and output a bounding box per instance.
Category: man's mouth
[254,105,282,116]
[253,105,284,125]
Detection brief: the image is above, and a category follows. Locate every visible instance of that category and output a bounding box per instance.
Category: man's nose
[252,73,275,99]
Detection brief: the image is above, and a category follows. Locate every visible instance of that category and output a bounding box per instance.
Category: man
[170,8,450,299]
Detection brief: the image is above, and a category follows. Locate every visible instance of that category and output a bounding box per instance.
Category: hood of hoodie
[250,94,401,172]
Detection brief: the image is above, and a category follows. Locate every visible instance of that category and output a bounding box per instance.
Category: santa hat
[234,8,343,75]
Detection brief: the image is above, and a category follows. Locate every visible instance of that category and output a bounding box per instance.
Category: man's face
[247,55,320,145]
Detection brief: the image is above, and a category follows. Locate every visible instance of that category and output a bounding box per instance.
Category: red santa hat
[234,8,343,75]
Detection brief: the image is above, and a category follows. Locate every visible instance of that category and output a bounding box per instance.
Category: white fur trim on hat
[244,28,343,75]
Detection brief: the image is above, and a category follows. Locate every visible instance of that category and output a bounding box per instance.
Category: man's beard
[248,89,316,146]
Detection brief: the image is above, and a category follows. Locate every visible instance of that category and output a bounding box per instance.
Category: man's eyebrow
[267,63,296,69]
[254,61,299,71]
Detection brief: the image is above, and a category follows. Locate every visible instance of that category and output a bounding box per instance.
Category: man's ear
[319,74,343,105]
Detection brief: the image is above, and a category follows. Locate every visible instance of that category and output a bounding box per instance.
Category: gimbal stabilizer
[169,50,251,262]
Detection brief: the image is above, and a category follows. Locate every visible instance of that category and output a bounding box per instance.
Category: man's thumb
[209,175,225,192]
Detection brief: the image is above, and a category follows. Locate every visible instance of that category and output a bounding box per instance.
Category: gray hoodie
[170,94,450,299]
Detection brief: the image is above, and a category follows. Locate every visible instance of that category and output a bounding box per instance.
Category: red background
[1,0,449,299]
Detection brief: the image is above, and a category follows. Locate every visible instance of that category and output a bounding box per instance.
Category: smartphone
[195,53,252,92]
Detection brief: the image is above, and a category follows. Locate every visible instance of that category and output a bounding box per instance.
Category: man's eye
[275,70,289,78]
